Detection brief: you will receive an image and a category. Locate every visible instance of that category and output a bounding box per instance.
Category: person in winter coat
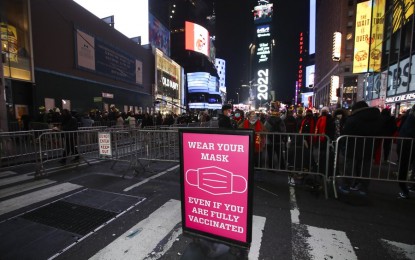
[314,106,335,176]
[240,111,266,167]
[299,109,315,146]
[58,109,80,165]
[339,101,382,195]
[396,105,415,199]
[379,108,397,162]
[218,104,234,129]
[265,111,286,169]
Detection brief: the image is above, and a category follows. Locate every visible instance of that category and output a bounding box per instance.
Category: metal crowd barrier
[4,127,415,200]
[332,135,415,198]
[0,129,52,169]
[257,132,331,199]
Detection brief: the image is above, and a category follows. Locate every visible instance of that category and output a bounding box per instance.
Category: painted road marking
[90,199,182,260]
[307,226,356,259]
[248,215,266,260]
[124,165,180,192]
[90,199,266,260]
[0,174,34,187]
[0,183,82,215]
[0,178,56,199]
[381,239,415,259]
[289,178,357,259]
[0,171,18,178]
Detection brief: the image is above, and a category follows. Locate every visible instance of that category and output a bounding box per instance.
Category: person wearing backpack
[265,110,286,170]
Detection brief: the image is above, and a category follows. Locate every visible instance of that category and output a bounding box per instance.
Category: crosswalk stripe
[306,225,357,259]
[0,174,34,187]
[0,182,82,216]
[90,199,182,260]
[381,239,415,259]
[90,199,266,260]
[0,179,56,199]
[0,171,18,178]
[249,215,266,260]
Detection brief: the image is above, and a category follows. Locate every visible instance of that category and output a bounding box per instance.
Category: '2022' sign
[257,69,269,101]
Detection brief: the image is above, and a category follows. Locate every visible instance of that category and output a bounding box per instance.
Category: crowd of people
[218,102,415,199]
[29,105,213,130]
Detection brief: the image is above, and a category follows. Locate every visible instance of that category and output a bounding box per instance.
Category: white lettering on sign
[386,54,415,96]
[385,93,415,103]
[162,76,178,90]
[257,69,269,101]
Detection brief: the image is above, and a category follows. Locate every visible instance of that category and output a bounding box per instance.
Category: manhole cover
[21,200,116,235]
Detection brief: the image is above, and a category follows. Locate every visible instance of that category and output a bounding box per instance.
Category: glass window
[0,0,33,82]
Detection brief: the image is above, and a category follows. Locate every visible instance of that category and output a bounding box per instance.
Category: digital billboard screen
[253,3,273,24]
[185,21,210,57]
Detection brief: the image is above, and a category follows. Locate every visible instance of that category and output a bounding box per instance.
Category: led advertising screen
[179,129,254,248]
[253,3,274,24]
[255,24,271,101]
[369,0,385,72]
[149,13,170,56]
[187,72,210,93]
[353,1,372,73]
[185,21,210,57]
[305,65,315,89]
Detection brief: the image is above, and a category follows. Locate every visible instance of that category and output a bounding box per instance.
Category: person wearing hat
[218,104,234,129]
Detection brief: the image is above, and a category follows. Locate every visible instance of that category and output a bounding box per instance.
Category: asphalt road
[0,160,414,260]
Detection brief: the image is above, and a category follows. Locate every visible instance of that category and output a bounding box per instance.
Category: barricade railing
[0,129,52,170]
[257,132,331,198]
[332,135,415,198]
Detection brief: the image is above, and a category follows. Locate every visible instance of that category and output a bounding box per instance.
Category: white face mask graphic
[186,166,247,195]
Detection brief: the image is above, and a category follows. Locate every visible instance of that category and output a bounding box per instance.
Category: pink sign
[181,132,252,244]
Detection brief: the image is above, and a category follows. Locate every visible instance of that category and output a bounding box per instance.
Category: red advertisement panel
[185,21,210,57]
[179,129,254,248]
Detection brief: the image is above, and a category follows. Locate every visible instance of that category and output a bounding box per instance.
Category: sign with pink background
[180,130,253,247]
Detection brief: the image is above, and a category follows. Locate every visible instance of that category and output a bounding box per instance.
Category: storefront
[154,48,184,115]
[1,0,34,130]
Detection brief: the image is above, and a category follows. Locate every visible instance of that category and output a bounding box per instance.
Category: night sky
[214,0,308,104]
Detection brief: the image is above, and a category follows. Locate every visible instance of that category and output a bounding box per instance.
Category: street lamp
[236,92,239,104]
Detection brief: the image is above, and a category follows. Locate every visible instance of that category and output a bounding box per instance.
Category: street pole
[0,52,8,132]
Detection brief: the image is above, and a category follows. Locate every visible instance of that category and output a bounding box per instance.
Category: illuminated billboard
[253,2,273,24]
[392,0,414,33]
[369,0,385,72]
[255,24,271,102]
[305,65,315,89]
[149,13,170,56]
[353,1,372,73]
[185,21,210,57]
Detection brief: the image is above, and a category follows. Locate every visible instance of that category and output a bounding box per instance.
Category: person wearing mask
[218,104,234,129]
[240,111,266,167]
[339,101,382,195]
[232,109,244,128]
[396,105,415,199]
